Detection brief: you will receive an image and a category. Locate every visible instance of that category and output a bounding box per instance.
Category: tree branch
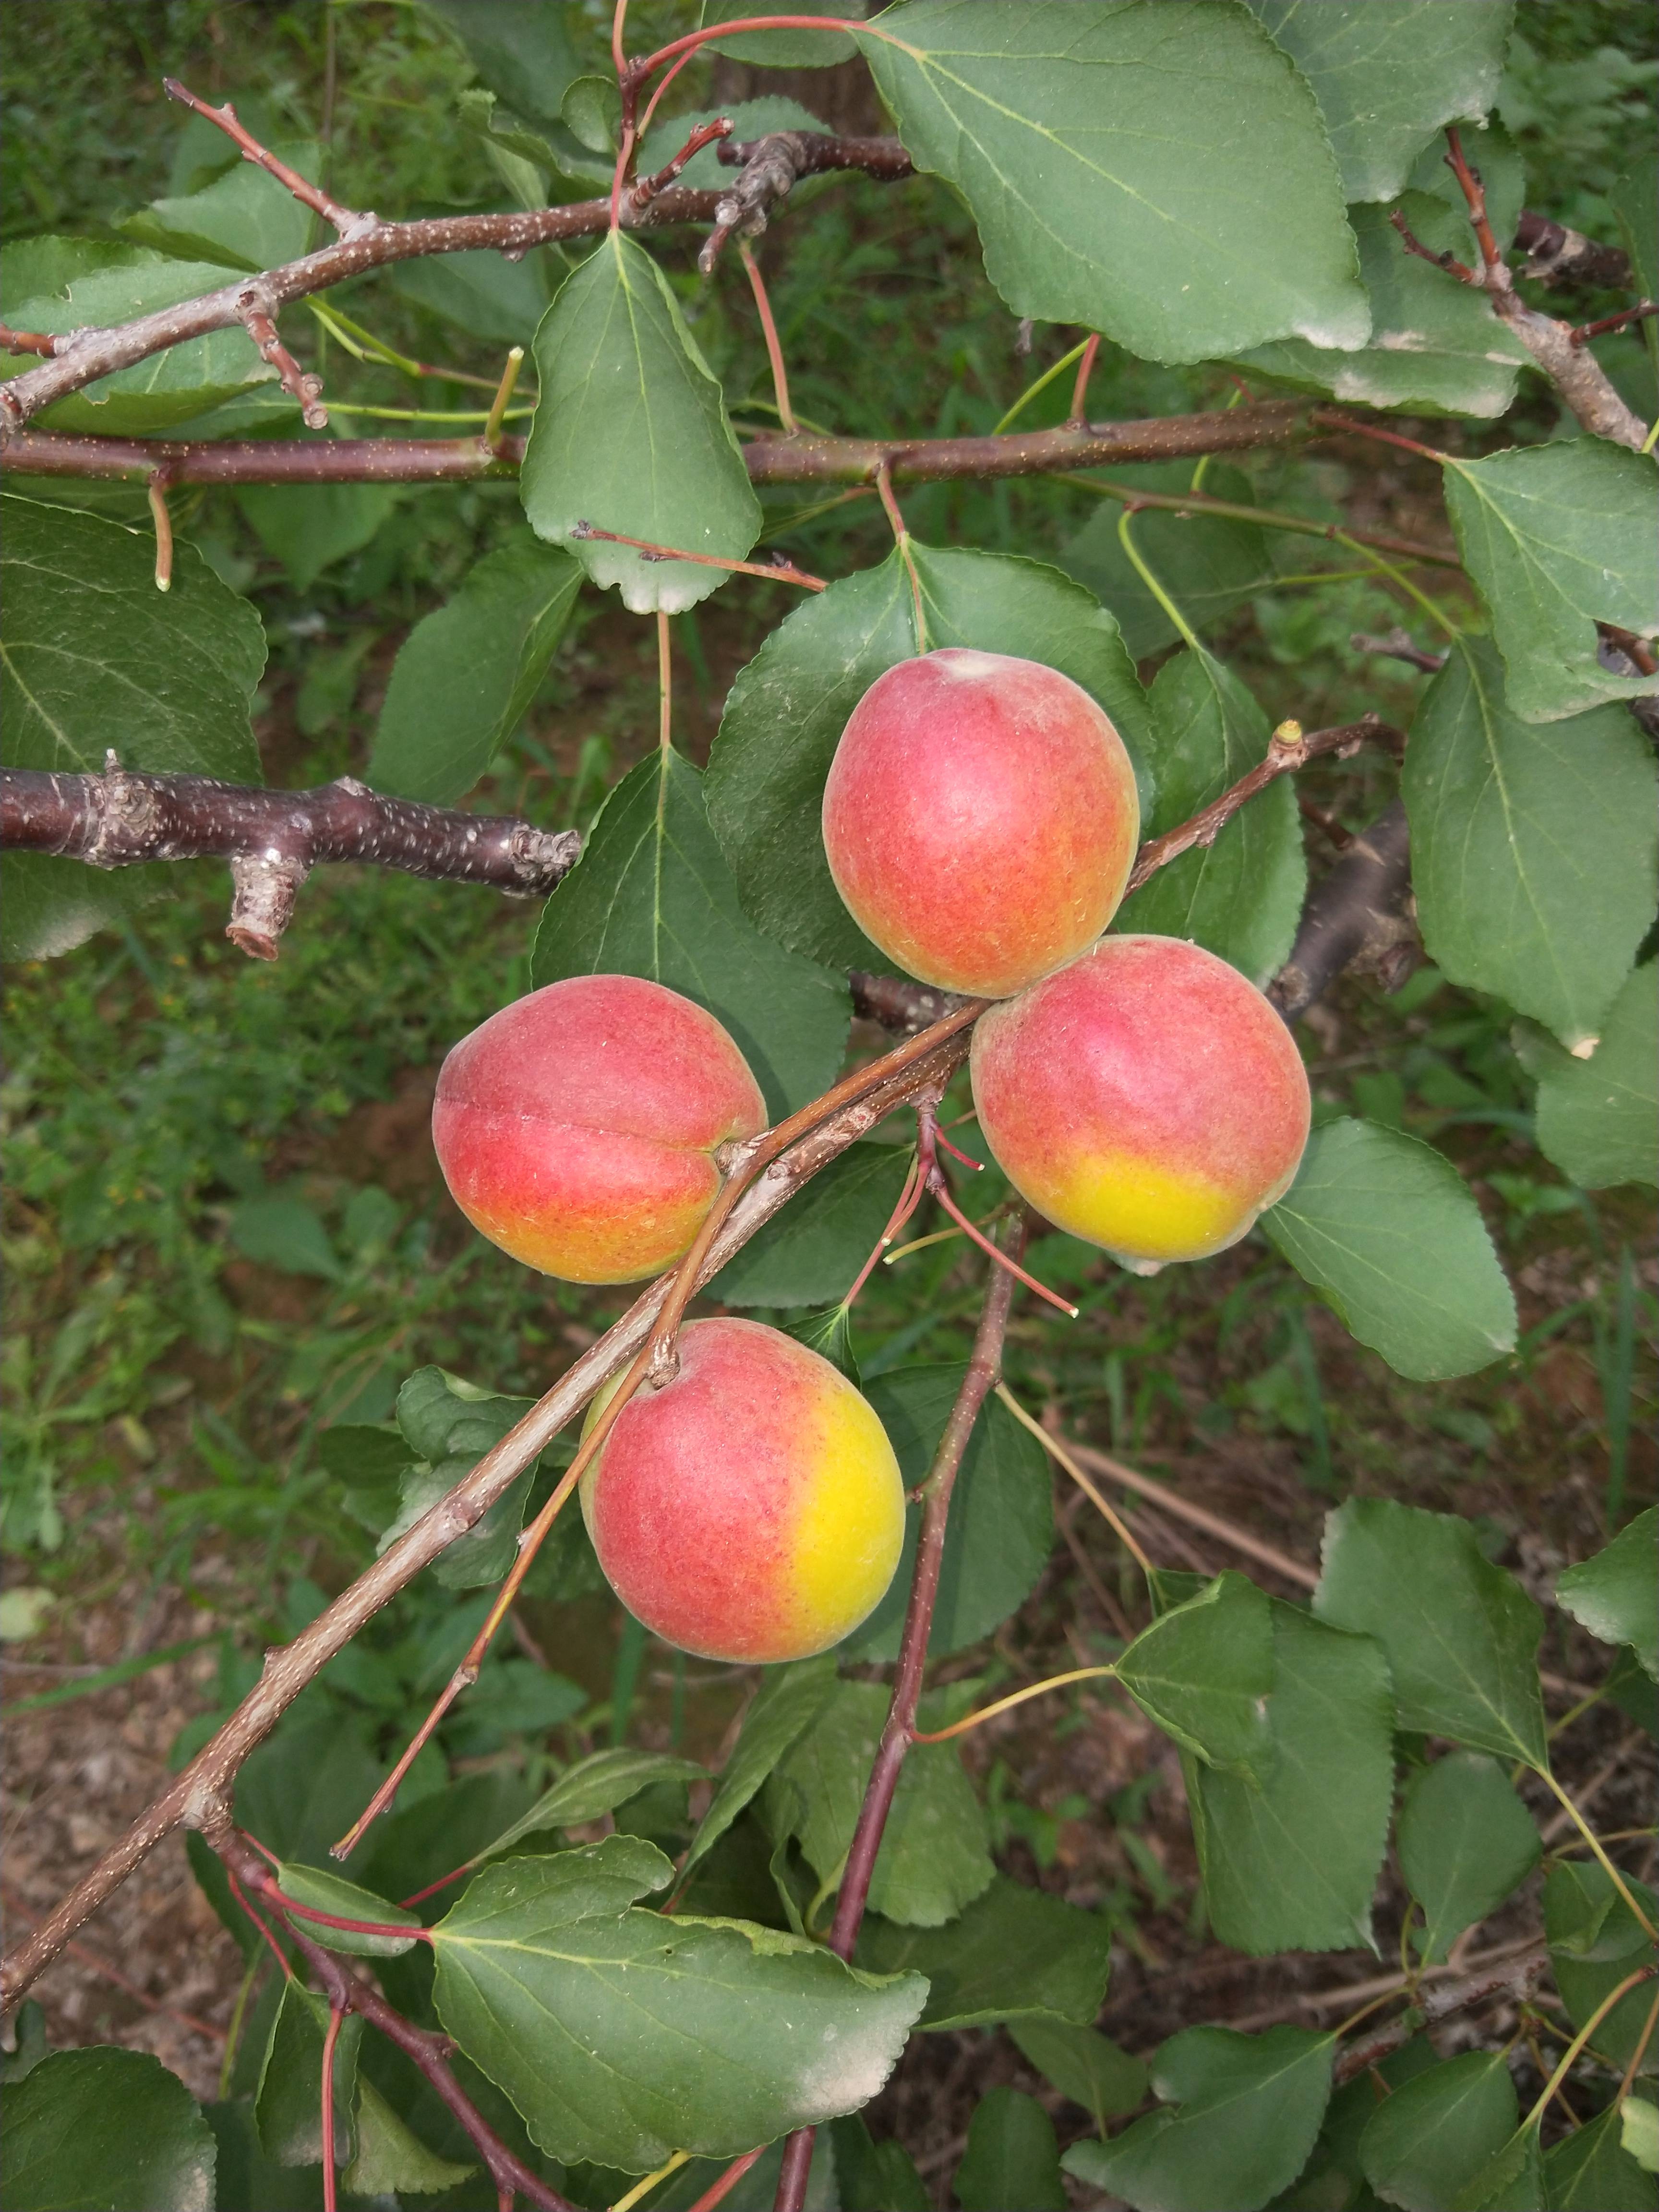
[700,128,912,271]
[774,1224,1024,2212]
[0,400,1315,488]
[212,1829,577,2212]
[1332,1946,1550,2085]
[1,764,581,959]
[1515,210,1634,291]
[1269,799,1417,1021]
[0,1019,973,2008]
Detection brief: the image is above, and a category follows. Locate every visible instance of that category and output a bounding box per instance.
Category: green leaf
[342,2073,475,2199]
[425,0,585,130]
[229,1194,342,1280]
[1282,2037,1440,2211]
[275,1860,421,1957]
[120,141,321,269]
[1185,1602,1395,1955]
[706,541,1150,973]
[1397,1752,1541,1962]
[842,1364,1053,1662]
[1010,2016,1149,2131]
[857,1875,1112,2031]
[862,0,1368,365]
[389,238,558,344]
[1231,198,1530,419]
[0,2002,49,2086]
[0,2048,217,2212]
[1,492,266,962]
[699,0,864,66]
[831,2116,931,2212]
[1061,464,1278,658]
[233,1708,391,1868]
[352,1768,539,1915]
[469,1747,709,1867]
[531,745,850,1122]
[1263,1119,1518,1381]
[1522,965,1659,1190]
[1247,1,1513,202]
[431,1838,927,2170]
[1545,1863,1659,2077]
[768,1679,994,1927]
[1556,1509,1659,1679]
[1314,1497,1548,1766]
[1623,2098,1659,2175]
[1403,641,1658,1048]
[1611,152,1659,303]
[1116,1571,1274,1776]
[955,2088,1067,2212]
[202,2100,327,2212]
[256,1981,363,2167]
[1443,443,1659,725]
[1115,646,1306,985]
[235,479,402,593]
[1357,2051,1519,2212]
[707,1142,911,1308]
[1455,2124,1545,2212]
[522,232,761,612]
[1543,2104,1658,2211]
[377,1370,560,1591]
[681,1659,840,1883]
[1064,2024,1334,2212]
[2,245,276,433]
[369,539,582,803]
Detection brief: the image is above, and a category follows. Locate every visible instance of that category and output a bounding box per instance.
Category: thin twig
[1351,626,1447,674]
[741,241,795,434]
[1059,1436,1319,1590]
[774,1226,1026,2212]
[235,286,328,429]
[569,521,825,590]
[1571,301,1658,345]
[215,1832,575,2212]
[996,1390,1155,1578]
[162,78,373,238]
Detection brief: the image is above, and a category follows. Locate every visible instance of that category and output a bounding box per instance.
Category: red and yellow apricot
[971,935,1311,1270]
[580,1318,904,1663]
[431,975,767,1285]
[821,648,1140,998]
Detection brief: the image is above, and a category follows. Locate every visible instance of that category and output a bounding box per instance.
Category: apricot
[821,648,1140,997]
[971,936,1311,1270]
[432,975,766,1285]
[580,1318,904,1663]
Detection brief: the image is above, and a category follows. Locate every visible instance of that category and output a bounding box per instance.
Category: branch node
[227,851,311,960]
[236,286,328,429]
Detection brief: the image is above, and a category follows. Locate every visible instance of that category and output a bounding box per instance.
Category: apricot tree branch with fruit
[6,10,1656,2210]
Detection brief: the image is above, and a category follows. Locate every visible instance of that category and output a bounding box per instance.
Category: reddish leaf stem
[741,241,796,433]
[569,520,825,589]
[1066,333,1101,426]
[321,2004,344,2212]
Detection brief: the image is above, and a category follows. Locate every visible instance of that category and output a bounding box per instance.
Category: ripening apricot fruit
[971,935,1311,1271]
[580,1318,904,1663]
[821,648,1140,998]
[432,975,766,1285]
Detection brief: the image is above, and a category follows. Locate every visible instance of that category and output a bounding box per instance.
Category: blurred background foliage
[2,0,1655,1850]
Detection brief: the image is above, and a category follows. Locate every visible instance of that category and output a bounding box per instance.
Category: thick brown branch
[0,400,1314,489]
[0,1023,972,2008]
[1,764,580,959]
[1515,210,1635,291]
[1332,1946,1550,2085]
[1126,716,1404,896]
[1269,799,1417,1021]
[701,128,913,271]
[775,1225,1023,2212]
[213,1830,575,2212]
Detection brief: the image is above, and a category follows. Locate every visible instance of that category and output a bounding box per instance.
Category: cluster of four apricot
[432,651,1310,1664]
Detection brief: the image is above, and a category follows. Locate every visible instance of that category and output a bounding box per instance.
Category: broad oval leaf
[343,2075,476,2200]
[1263,1118,1517,1380]
[862,0,1369,365]
[1187,1602,1395,1955]
[1443,442,1659,725]
[1544,1863,1659,2079]
[1116,1571,1275,1778]
[1064,2023,1335,2212]
[120,140,321,270]
[1314,1496,1548,1767]
[1397,1752,1541,1963]
[1403,641,1658,1050]
[706,542,1150,973]
[1358,2050,1518,2212]
[769,1679,994,1927]
[1,492,266,961]
[369,540,582,803]
[521,231,761,612]
[256,1980,363,2168]
[431,1839,927,2170]
[1114,646,1306,985]
[857,1876,1112,2031]
[681,1658,840,1884]
[1555,1508,1659,1680]
[1248,1,1514,203]
[699,0,864,67]
[1231,198,1530,419]
[1010,2017,1149,2131]
[531,745,851,1121]
[1543,2103,1658,2210]
[1061,464,1278,659]
[842,1364,1053,1663]
[469,1747,710,1869]
[955,2088,1066,2212]
[708,1142,912,1309]
[1521,964,1659,1190]
[0,2047,217,2212]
